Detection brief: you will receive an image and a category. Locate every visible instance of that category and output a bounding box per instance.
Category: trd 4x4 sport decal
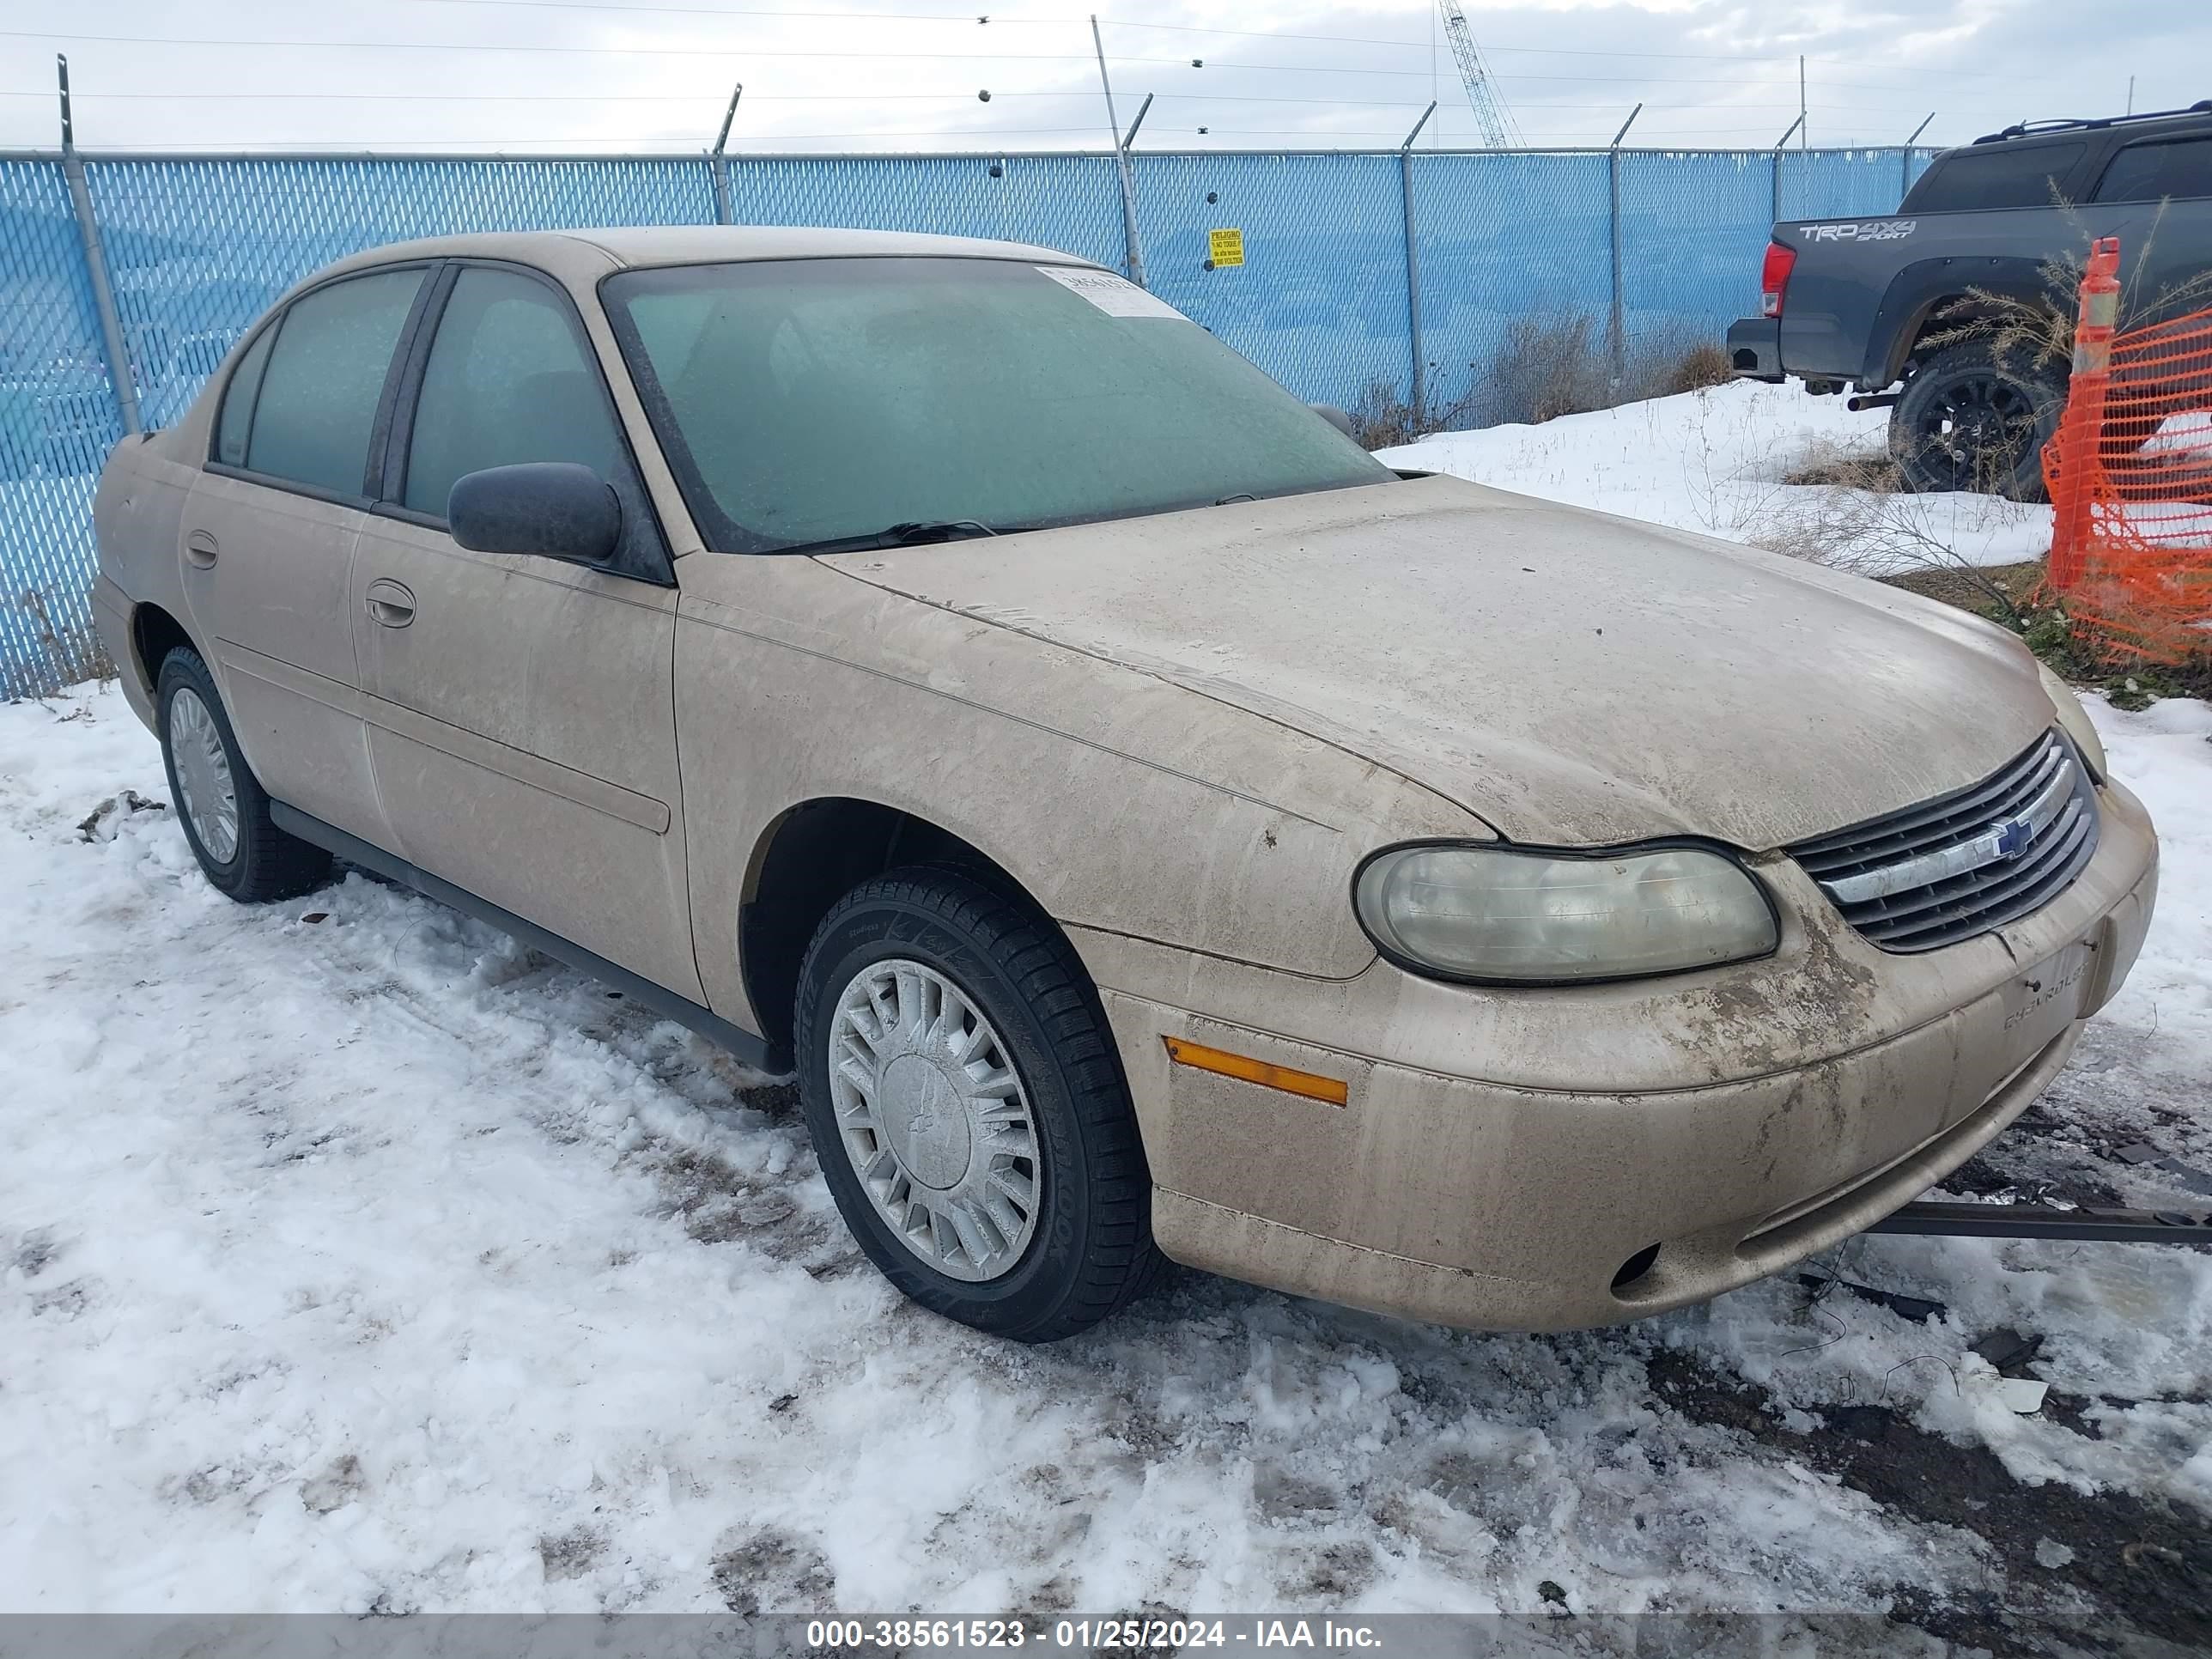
[1796,220,1919,243]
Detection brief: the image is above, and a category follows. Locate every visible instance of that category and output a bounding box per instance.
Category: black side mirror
[1309,403,1356,439]
[448,462,621,565]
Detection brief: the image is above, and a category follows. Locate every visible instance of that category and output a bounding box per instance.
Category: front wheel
[794,866,1163,1342]
[1889,340,2068,501]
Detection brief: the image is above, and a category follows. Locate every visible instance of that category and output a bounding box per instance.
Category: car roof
[315,225,1103,288]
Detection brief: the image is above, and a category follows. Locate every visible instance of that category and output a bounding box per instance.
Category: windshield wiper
[779,520,1008,556]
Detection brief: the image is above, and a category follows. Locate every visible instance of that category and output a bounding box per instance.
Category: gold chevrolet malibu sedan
[91,228,2158,1342]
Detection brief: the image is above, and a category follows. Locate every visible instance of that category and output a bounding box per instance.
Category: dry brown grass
[1782,449,1906,491]
[1489,313,1609,427]
[1656,340,1735,397]
[9,591,115,700]
[1881,558,2212,704]
[1346,378,1477,451]
[1349,324,1749,451]
[1882,557,2049,616]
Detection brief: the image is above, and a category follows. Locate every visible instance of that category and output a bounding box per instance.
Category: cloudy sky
[0,0,2203,155]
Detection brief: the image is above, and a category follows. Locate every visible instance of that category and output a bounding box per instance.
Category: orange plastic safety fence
[2043,248,2212,666]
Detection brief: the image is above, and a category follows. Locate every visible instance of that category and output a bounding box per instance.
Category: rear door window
[243,268,423,497]
[400,266,624,518]
[2093,137,2212,203]
[1904,143,2085,211]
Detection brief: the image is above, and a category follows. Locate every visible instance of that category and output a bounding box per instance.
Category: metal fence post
[1771,114,1802,226]
[1114,150,1147,289]
[1607,105,1640,386]
[1900,113,1935,204]
[57,56,140,436]
[710,82,740,225]
[1091,15,1147,288]
[1399,103,1436,425]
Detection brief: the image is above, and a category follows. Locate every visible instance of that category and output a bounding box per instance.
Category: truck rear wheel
[1890,341,2067,502]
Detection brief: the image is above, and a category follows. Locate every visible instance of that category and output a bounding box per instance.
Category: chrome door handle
[364,577,416,628]
[184,529,218,568]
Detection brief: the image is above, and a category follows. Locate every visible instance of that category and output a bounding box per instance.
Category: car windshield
[600,256,1394,552]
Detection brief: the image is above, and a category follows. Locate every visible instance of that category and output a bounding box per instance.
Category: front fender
[671,559,1488,1032]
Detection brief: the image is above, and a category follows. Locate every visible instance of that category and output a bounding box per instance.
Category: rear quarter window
[213,325,276,469]
[1903,142,2086,212]
[2094,137,2212,203]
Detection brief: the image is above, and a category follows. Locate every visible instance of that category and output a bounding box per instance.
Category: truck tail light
[1760,241,1796,319]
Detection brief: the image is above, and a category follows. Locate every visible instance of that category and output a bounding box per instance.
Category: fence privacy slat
[1,146,1932,698]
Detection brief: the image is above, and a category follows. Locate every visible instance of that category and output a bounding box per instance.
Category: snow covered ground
[5,690,2209,1636]
[1380,381,2057,574]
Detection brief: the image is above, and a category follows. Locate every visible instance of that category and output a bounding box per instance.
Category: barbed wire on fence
[0,11,2129,155]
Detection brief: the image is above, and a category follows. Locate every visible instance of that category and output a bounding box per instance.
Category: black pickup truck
[1728,102,2212,499]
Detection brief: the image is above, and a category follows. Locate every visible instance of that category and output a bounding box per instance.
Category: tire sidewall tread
[794,865,1160,1343]
[155,646,330,904]
[1890,338,2067,502]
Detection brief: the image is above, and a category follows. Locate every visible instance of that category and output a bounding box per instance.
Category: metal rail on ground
[1869,1200,2212,1245]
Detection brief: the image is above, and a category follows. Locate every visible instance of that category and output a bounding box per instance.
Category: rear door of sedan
[182,263,434,852]
[347,259,703,1000]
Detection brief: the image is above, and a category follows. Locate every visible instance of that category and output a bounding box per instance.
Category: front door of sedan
[180,264,431,853]
[349,262,703,1000]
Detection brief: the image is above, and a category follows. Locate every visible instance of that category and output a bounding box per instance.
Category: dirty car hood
[819,474,2051,849]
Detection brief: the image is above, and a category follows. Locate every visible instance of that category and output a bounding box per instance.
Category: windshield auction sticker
[1035,264,1185,319]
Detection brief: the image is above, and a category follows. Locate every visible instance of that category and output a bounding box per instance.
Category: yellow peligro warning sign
[1208,228,1245,268]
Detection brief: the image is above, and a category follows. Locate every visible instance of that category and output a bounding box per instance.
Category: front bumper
[1726,316,1784,381]
[1076,780,2159,1332]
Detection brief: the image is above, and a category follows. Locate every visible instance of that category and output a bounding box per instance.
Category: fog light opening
[1611,1243,1662,1293]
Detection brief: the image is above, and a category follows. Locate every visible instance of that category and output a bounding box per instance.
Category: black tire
[1889,340,2068,502]
[794,866,1164,1342]
[155,646,331,903]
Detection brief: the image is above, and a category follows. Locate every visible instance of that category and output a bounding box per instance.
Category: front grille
[1789,729,2100,953]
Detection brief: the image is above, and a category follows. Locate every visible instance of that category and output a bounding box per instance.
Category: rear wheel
[1890,340,2067,501]
[794,866,1163,1342]
[155,647,331,902]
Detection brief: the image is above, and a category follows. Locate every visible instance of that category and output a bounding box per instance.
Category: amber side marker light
[1161,1036,1349,1106]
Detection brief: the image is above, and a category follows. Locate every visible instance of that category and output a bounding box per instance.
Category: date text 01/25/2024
[805,1617,1385,1650]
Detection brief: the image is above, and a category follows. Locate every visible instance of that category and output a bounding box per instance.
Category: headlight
[2035,660,2107,782]
[1355,842,1778,984]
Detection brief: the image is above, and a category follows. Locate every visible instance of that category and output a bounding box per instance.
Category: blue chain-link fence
[0,143,1934,697]
[2,157,126,693]
[1137,152,1413,422]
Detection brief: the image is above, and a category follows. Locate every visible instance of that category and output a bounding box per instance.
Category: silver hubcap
[167,687,239,864]
[827,958,1042,1282]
